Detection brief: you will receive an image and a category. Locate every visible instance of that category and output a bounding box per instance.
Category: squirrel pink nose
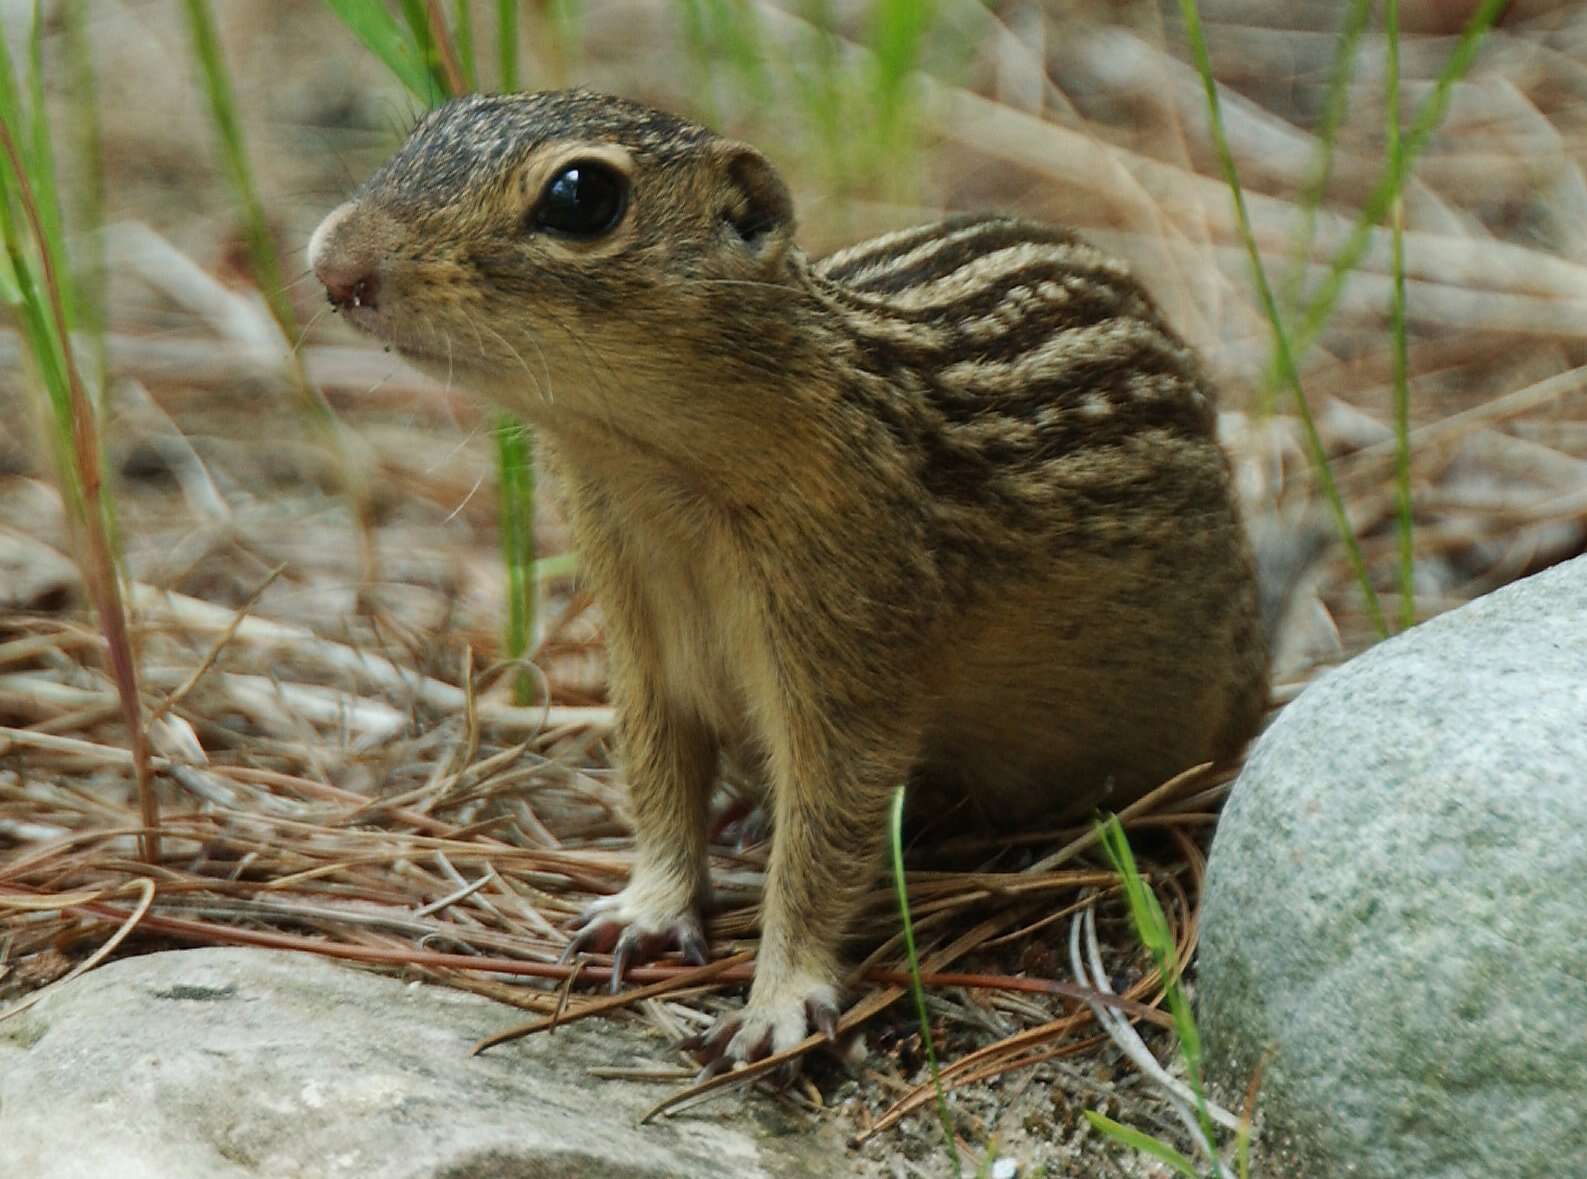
[317,263,379,311]
[308,202,381,311]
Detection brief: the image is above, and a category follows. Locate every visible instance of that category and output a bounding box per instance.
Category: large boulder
[1198,556,1587,1178]
[0,947,839,1179]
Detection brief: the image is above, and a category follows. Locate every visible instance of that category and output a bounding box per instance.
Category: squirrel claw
[559,913,621,963]
[682,979,840,1071]
[691,1055,733,1085]
[609,934,636,993]
[560,893,707,988]
[679,928,710,967]
[679,1014,739,1055]
[807,995,840,1042]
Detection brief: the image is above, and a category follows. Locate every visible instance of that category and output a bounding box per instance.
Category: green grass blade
[0,46,158,862]
[25,1,70,332]
[868,0,933,133]
[54,0,117,552]
[406,0,431,38]
[0,23,22,136]
[330,0,540,753]
[398,0,458,99]
[1279,0,1373,333]
[890,786,961,1179]
[1236,1118,1254,1179]
[452,0,478,89]
[0,229,69,425]
[0,44,66,421]
[1097,817,1223,1154]
[495,416,538,705]
[1177,0,1387,637]
[182,0,298,345]
[324,0,436,99]
[676,0,718,121]
[677,0,770,122]
[1085,1112,1202,1178]
[1294,0,1507,362]
[192,0,377,578]
[325,1,453,102]
[534,551,577,582]
[0,210,19,302]
[789,0,851,193]
[541,0,586,87]
[869,0,934,81]
[1098,819,1173,965]
[715,0,769,98]
[865,0,935,197]
[62,0,108,403]
[1096,819,1205,1068]
[497,0,519,91]
[1385,0,1414,631]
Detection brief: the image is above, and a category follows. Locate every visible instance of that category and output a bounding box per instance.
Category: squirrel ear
[714,142,794,257]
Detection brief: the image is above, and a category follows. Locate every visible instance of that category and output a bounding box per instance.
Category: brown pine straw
[1,549,1226,1119]
[855,829,1205,1141]
[0,664,1215,1128]
[0,877,155,1022]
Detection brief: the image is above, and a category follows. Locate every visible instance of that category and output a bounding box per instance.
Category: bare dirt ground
[3,1,1586,1175]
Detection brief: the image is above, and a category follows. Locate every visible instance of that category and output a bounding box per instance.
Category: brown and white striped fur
[309,91,1266,1069]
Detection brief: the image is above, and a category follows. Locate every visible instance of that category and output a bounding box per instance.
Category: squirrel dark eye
[532,162,627,237]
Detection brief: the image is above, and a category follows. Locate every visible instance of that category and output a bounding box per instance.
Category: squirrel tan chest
[310,88,1266,1069]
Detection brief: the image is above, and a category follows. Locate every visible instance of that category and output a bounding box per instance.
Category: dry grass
[3,0,1587,1170]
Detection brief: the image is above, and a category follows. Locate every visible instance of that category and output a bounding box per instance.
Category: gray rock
[0,947,841,1178]
[1198,556,1587,1179]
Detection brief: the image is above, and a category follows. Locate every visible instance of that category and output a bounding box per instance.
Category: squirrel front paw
[682,970,841,1074]
[563,886,709,990]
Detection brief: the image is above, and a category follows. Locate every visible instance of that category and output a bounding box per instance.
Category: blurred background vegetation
[5,0,1583,670]
[2,1,1585,1171]
[6,0,1586,659]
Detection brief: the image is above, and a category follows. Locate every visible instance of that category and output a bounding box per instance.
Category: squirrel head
[309,90,800,416]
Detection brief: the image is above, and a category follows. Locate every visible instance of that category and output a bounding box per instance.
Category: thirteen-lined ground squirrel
[309,90,1267,1068]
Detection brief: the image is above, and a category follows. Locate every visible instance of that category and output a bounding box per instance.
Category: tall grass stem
[1293,0,1507,362]
[451,0,478,88]
[324,0,435,95]
[889,786,961,1178]
[23,4,67,330]
[496,418,538,705]
[0,112,157,863]
[1278,0,1373,385]
[1385,0,1415,630]
[188,0,380,584]
[427,0,469,94]
[182,0,296,347]
[61,0,109,404]
[498,0,520,89]
[1093,817,1234,1172]
[1177,0,1388,637]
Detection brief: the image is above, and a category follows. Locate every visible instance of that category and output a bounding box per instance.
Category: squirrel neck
[523,253,897,517]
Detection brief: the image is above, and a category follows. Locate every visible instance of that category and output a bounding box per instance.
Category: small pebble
[990,1159,1017,1179]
